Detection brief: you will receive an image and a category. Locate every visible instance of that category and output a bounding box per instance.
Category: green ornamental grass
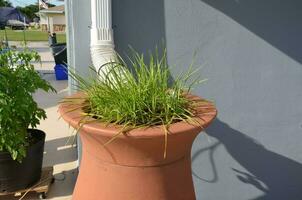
[66,48,206,157]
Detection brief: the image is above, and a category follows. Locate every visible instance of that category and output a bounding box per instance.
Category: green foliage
[16,3,56,21]
[17,4,39,21]
[0,49,55,161]
[0,0,12,7]
[66,48,206,157]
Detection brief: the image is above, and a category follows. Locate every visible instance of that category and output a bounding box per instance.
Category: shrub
[0,49,55,161]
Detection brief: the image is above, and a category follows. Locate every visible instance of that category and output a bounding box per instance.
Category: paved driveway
[10,41,57,71]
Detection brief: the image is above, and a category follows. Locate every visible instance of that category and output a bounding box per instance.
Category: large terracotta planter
[59,92,217,200]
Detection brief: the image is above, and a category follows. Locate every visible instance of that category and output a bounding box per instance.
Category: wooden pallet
[0,166,54,199]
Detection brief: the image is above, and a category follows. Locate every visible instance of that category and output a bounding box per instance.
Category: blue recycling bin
[54,64,68,80]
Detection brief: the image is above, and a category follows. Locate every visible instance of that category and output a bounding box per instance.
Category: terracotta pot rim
[58,92,217,138]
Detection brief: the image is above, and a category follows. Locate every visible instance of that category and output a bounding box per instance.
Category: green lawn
[0,29,66,43]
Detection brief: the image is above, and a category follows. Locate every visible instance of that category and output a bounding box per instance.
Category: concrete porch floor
[0,42,77,200]
[34,73,77,200]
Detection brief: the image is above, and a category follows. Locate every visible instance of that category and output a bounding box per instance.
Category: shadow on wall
[112,0,166,57]
[201,0,302,64]
[193,119,302,200]
[112,0,173,82]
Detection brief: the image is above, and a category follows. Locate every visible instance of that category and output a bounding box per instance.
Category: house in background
[39,5,65,32]
[0,7,28,29]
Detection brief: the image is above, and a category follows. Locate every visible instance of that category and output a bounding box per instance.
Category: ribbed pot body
[74,126,199,200]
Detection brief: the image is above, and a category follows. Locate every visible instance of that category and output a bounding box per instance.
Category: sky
[10,0,64,7]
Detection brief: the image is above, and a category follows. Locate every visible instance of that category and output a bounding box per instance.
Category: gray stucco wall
[112,0,166,57]
[68,0,302,199]
[113,0,302,200]
[65,0,92,165]
[65,0,92,93]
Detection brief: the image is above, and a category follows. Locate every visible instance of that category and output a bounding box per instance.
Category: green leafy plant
[65,48,206,157]
[0,49,55,161]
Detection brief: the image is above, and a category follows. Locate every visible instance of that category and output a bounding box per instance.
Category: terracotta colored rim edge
[58,92,217,138]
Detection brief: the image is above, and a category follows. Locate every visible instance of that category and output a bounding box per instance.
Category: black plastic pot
[0,129,45,192]
[50,43,67,65]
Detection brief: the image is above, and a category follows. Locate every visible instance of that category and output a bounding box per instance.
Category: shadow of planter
[193,119,302,200]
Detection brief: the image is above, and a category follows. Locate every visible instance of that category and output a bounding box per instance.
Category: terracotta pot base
[73,150,195,200]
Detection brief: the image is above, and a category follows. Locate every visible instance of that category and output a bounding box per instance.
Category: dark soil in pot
[0,129,45,192]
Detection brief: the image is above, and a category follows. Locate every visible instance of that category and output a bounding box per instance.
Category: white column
[49,17,54,33]
[90,0,116,79]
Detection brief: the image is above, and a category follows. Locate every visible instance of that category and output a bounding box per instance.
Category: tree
[17,5,39,21]
[0,0,12,7]
[17,3,56,21]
